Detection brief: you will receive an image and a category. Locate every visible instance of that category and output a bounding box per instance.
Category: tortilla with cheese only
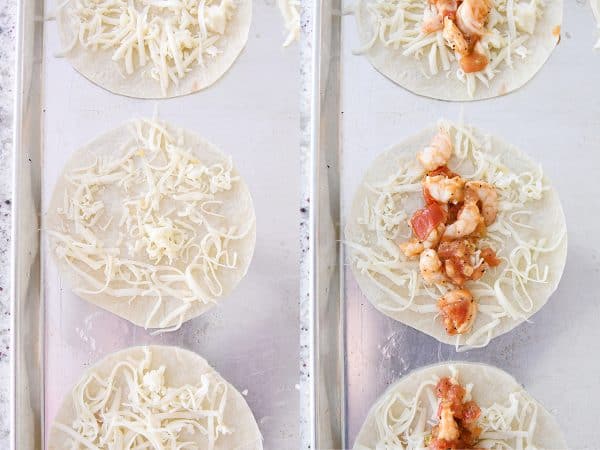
[345,120,567,348]
[46,119,256,329]
[48,345,263,450]
[353,0,563,101]
[56,0,252,98]
[353,362,567,450]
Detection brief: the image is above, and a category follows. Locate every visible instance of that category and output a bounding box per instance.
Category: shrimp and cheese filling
[355,0,558,97]
[401,128,500,336]
[352,363,568,450]
[429,376,482,449]
[346,120,566,348]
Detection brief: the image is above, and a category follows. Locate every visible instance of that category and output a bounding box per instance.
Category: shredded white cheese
[346,120,565,349]
[365,368,540,450]
[356,0,546,97]
[49,119,253,330]
[54,348,232,449]
[592,0,600,49]
[58,0,238,95]
[278,0,301,46]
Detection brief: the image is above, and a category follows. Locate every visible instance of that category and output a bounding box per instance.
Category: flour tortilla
[354,0,563,101]
[46,119,256,328]
[56,0,252,98]
[346,123,567,347]
[48,345,263,450]
[353,362,567,449]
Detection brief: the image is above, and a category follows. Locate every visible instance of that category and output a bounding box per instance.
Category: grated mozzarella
[366,369,538,450]
[49,118,253,330]
[346,120,565,349]
[58,0,238,95]
[54,348,232,449]
[356,0,547,97]
[277,0,301,46]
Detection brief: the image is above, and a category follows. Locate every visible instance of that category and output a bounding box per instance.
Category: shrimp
[419,249,447,285]
[399,239,424,258]
[435,0,459,18]
[438,239,480,286]
[422,15,444,34]
[423,174,465,204]
[443,17,470,56]
[437,289,477,335]
[400,223,445,258]
[456,0,492,36]
[437,402,461,441]
[425,223,446,249]
[418,130,453,171]
[422,0,458,33]
[465,181,498,225]
[442,201,483,240]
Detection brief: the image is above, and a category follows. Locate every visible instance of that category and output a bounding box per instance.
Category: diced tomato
[436,377,454,399]
[480,247,501,267]
[437,239,475,286]
[446,202,461,224]
[427,165,458,178]
[410,203,446,241]
[436,377,466,406]
[460,51,489,73]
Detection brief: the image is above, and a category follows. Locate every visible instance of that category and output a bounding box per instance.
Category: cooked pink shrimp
[400,239,424,258]
[423,174,465,204]
[443,17,470,56]
[437,402,461,441]
[418,130,453,171]
[456,0,492,36]
[422,15,444,34]
[437,288,477,335]
[400,223,446,258]
[422,0,458,33]
[443,201,483,240]
[465,180,498,225]
[419,249,448,285]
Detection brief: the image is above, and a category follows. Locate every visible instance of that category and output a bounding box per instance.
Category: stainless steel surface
[340,3,600,449]
[308,0,344,448]
[12,1,300,448]
[309,1,600,449]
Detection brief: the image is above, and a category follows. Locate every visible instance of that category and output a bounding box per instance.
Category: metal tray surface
[339,2,600,449]
[12,0,301,448]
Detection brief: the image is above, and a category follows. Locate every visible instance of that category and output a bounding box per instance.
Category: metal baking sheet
[12,0,301,448]
[308,1,600,449]
[341,2,600,449]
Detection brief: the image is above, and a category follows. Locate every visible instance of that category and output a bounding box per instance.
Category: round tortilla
[345,122,567,347]
[48,345,263,450]
[56,0,252,98]
[353,0,563,101]
[353,362,567,449]
[46,119,256,329]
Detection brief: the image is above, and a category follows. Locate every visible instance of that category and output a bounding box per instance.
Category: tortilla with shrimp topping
[345,120,566,348]
[353,362,567,450]
[352,0,562,100]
